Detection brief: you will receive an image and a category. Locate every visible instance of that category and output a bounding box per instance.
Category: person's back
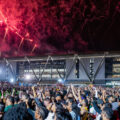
[3,103,33,120]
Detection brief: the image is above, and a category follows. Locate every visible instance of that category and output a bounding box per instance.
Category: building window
[105,58,120,78]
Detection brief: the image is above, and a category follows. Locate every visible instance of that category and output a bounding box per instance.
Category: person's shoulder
[45,112,54,120]
[112,102,119,110]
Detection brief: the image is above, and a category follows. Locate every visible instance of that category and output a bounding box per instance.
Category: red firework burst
[0,9,37,56]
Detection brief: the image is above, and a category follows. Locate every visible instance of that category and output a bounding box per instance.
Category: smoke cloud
[0,0,120,57]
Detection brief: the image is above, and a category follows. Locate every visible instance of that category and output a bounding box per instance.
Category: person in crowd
[101,107,114,120]
[0,103,4,120]
[3,103,33,120]
[0,82,119,120]
[4,96,14,112]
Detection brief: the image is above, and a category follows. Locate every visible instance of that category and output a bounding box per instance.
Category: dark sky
[0,0,120,57]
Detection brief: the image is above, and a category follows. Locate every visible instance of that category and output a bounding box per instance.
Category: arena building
[0,53,120,86]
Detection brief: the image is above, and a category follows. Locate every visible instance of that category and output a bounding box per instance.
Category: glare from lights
[0,69,2,74]
[25,74,31,80]
[10,78,14,83]
[58,78,64,83]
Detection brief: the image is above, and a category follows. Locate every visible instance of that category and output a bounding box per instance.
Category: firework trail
[0,0,120,57]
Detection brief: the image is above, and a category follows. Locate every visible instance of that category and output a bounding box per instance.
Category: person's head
[66,98,74,112]
[68,93,73,98]
[54,103,72,120]
[6,96,14,106]
[51,103,63,113]
[101,107,113,120]
[3,104,33,120]
[98,92,102,98]
[104,103,112,109]
[44,98,51,108]
[14,96,19,104]
[108,96,114,103]
[64,94,68,100]
[54,111,72,120]
[21,93,29,102]
[97,99,104,109]
[27,98,35,110]
[35,107,48,120]
[81,99,87,107]
[67,98,74,105]
[45,90,50,97]
[55,94,61,102]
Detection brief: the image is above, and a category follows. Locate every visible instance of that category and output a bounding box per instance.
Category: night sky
[0,0,120,57]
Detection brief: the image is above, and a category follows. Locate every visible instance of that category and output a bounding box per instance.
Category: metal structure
[0,53,120,85]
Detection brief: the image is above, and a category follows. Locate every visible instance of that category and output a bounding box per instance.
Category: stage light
[10,78,14,83]
[25,74,31,80]
[58,78,64,83]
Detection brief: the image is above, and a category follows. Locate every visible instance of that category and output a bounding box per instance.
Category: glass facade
[105,58,120,78]
[16,60,66,81]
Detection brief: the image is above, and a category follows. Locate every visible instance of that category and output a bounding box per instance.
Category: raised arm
[102,90,106,103]
[67,86,70,94]
[32,86,37,98]
[78,87,82,103]
[11,88,15,97]
[71,84,78,101]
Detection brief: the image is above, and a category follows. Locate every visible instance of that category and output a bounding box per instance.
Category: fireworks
[0,0,120,57]
[31,44,37,54]
[0,9,37,55]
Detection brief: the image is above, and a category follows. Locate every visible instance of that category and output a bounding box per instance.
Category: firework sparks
[18,38,24,49]
[31,44,37,54]
[0,0,120,57]
[0,20,3,25]
[3,28,8,42]
[0,9,33,52]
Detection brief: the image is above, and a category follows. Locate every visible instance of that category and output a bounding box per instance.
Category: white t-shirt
[96,114,101,120]
[112,102,119,111]
[90,107,97,115]
[45,112,54,120]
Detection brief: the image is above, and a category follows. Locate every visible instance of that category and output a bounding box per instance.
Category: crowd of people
[0,83,120,120]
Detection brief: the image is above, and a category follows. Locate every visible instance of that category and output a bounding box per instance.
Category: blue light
[10,78,14,83]
[58,78,64,83]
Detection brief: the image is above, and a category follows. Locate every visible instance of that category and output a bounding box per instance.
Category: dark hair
[102,107,114,120]
[44,98,51,103]
[104,103,112,108]
[55,109,72,120]
[37,107,48,119]
[3,104,33,120]
[67,98,74,104]
[22,93,29,100]
[14,96,19,104]
[6,96,14,104]
[54,103,72,120]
